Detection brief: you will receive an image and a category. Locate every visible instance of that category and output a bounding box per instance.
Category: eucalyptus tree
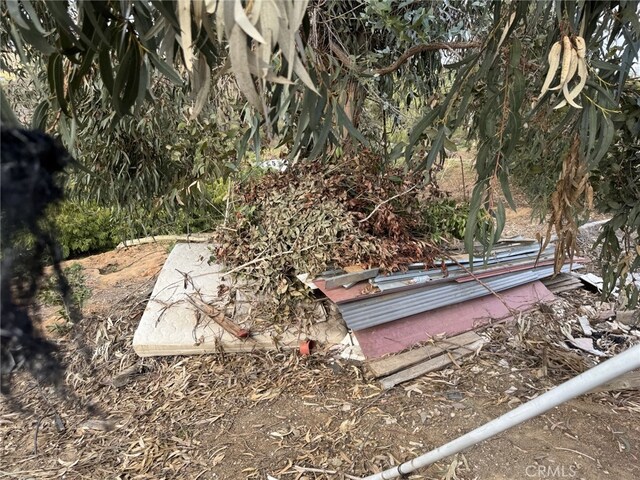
[2,0,639,301]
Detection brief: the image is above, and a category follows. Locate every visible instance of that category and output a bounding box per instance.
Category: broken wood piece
[589,370,640,393]
[117,234,211,248]
[186,296,250,339]
[378,338,486,389]
[596,310,615,322]
[541,273,584,294]
[367,331,482,378]
[324,268,379,289]
[344,265,366,273]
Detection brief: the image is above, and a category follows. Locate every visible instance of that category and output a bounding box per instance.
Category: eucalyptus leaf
[31,100,50,130]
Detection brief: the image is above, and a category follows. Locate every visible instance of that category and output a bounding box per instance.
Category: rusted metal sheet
[324,268,379,289]
[313,245,559,304]
[313,279,376,303]
[454,259,556,282]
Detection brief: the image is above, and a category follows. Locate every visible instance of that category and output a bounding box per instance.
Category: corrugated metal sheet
[374,254,556,290]
[403,243,552,271]
[340,264,571,331]
[313,279,370,303]
[454,259,556,282]
[314,246,563,305]
[354,281,555,358]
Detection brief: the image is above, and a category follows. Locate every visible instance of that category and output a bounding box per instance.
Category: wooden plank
[548,284,583,294]
[185,296,250,338]
[379,339,486,389]
[543,277,579,285]
[344,265,366,273]
[324,268,379,289]
[590,370,640,393]
[541,274,583,294]
[367,331,482,378]
[542,278,571,287]
[542,276,581,286]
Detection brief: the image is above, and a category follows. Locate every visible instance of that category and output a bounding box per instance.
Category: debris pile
[487,286,640,391]
[308,240,589,385]
[313,241,577,330]
[213,151,453,313]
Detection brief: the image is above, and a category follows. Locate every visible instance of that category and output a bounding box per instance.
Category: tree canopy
[2,0,639,301]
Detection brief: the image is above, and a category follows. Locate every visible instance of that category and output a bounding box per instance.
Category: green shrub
[19,178,230,261]
[115,177,231,239]
[419,199,470,242]
[51,201,120,258]
[40,263,91,307]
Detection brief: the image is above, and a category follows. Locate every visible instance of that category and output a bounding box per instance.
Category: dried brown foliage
[213,151,440,307]
[542,134,594,271]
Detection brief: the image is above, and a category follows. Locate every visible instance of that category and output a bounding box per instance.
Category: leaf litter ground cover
[1,244,639,480]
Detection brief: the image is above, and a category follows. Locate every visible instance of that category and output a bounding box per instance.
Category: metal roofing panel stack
[341,264,569,330]
[313,244,580,332]
[355,281,555,359]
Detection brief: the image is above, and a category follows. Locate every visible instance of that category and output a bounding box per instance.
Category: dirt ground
[1,241,639,480]
[0,160,634,479]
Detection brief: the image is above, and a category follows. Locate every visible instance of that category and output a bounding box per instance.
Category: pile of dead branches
[213,151,441,306]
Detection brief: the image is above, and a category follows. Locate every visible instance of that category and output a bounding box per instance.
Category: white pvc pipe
[361,343,640,480]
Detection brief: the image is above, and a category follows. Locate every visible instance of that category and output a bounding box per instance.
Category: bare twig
[117,234,211,249]
[553,447,597,462]
[33,412,50,455]
[329,41,481,76]
[358,185,418,223]
[222,242,337,276]
[374,42,482,75]
[292,465,362,479]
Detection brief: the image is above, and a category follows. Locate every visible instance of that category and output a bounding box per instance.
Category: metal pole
[361,343,640,480]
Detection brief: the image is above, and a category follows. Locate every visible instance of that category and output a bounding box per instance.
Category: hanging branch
[329,40,482,76]
[373,41,482,75]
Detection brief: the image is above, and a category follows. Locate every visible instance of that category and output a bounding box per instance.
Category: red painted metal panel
[354,281,554,359]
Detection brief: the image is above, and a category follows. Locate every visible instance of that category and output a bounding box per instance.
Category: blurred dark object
[1,127,73,393]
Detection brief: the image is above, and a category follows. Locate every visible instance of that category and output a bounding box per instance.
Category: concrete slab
[133,243,346,357]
